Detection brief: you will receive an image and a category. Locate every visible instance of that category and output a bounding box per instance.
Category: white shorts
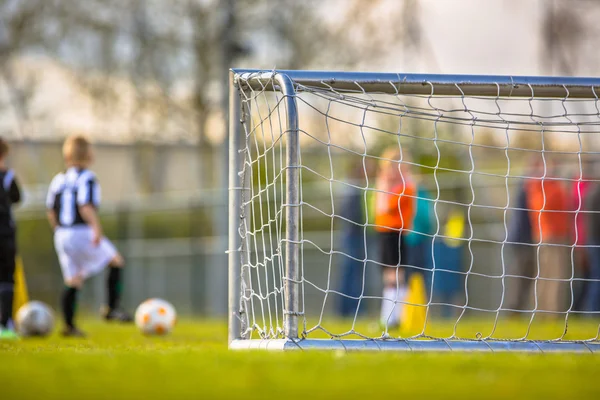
[54,226,118,282]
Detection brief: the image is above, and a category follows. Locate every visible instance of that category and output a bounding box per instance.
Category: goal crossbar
[233,69,600,98]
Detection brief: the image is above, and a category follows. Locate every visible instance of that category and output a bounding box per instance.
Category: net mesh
[235,73,600,344]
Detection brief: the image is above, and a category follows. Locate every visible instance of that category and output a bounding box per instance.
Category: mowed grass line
[0,319,598,400]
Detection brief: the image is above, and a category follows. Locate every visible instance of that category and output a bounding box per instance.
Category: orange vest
[375,181,416,232]
[525,179,571,243]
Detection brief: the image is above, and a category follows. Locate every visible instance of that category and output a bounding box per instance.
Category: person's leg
[104,253,132,322]
[552,245,569,314]
[351,260,366,316]
[60,270,86,337]
[432,240,456,319]
[536,245,551,314]
[55,230,86,337]
[80,233,132,322]
[352,231,368,316]
[62,283,80,329]
[381,267,405,328]
[397,233,410,321]
[379,231,405,329]
[339,256,355,317]
[573,246,589,312]
[106,253,124,312]
[538,244,568,317]
[0,238,16,332]
[505,244,527,311]
[585,245,600,313]
[514,245,536,313]
[338,231,364,317]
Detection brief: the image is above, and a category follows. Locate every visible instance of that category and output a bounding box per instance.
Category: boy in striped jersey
[47,135,132,337]
[0,138,21,339]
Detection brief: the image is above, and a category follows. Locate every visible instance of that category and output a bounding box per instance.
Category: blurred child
[46,135,132,337]
[337,162,373,317]
[375,147,416,329]
[571,159,594,311]
[0,138,21,339]
[584,178,600,312]
[524,157,571,315]
[505,178,534,313]
[401,179,434,331]
[404,180,434,279]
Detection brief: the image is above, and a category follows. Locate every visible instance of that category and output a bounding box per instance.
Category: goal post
[228,69,600,352]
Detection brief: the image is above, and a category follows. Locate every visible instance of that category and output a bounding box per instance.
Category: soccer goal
[228,69,600,352]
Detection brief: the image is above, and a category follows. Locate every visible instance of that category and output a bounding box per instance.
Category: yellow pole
[13,256,29,315]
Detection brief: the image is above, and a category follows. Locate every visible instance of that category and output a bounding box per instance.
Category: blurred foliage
[142,208,212,239]
[0,0,407,144]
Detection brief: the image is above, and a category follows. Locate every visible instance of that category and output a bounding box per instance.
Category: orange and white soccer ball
[135,298,176,335]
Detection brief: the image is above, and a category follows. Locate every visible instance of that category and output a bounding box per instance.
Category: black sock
[62,287,78,328]
[107,267,122,311]
[0,283,14,328]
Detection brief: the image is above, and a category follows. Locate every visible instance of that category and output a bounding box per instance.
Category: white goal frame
[228,69,600,353]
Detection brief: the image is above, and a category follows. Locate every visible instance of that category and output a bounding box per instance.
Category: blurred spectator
[337,162,374,317]
[432,208,465,318]
[524,157,571,315]
[571,159,594,311]
[374,147,416,329]
[584,177,600,313]
[404,181,434,277]
[505,178,534,312]
[402,179,434,332]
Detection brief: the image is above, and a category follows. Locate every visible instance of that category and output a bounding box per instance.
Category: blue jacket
[404,186,434,246]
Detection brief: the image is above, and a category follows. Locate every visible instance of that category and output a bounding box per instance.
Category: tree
[0,0,409,144]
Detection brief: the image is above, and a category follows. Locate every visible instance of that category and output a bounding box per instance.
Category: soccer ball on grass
[16,301,55,337]
[135,298,176,335]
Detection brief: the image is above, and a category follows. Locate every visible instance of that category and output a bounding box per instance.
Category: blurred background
[2,0,600,317]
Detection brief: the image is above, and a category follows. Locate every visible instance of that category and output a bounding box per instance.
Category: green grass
[0,318,599,399]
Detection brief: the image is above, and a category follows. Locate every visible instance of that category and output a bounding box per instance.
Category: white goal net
[228,70,600,352]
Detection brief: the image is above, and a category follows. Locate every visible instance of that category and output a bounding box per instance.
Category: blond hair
[378,147,412,169]
[380,147,400,164]
[0,137,9,159]
[63,135,92,166]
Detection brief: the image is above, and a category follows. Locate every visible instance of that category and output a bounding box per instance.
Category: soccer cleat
[0,328,19,340]
[104,309,134,323]
[61,326,86,338]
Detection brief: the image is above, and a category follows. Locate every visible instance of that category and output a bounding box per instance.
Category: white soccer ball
[16,301,55,337]
[135,298,176,335]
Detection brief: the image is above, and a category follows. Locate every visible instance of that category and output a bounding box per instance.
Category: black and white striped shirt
[46,167,101,227]
[0,168,21,236]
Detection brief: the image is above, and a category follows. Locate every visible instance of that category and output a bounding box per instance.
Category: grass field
[1,318,599,399]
